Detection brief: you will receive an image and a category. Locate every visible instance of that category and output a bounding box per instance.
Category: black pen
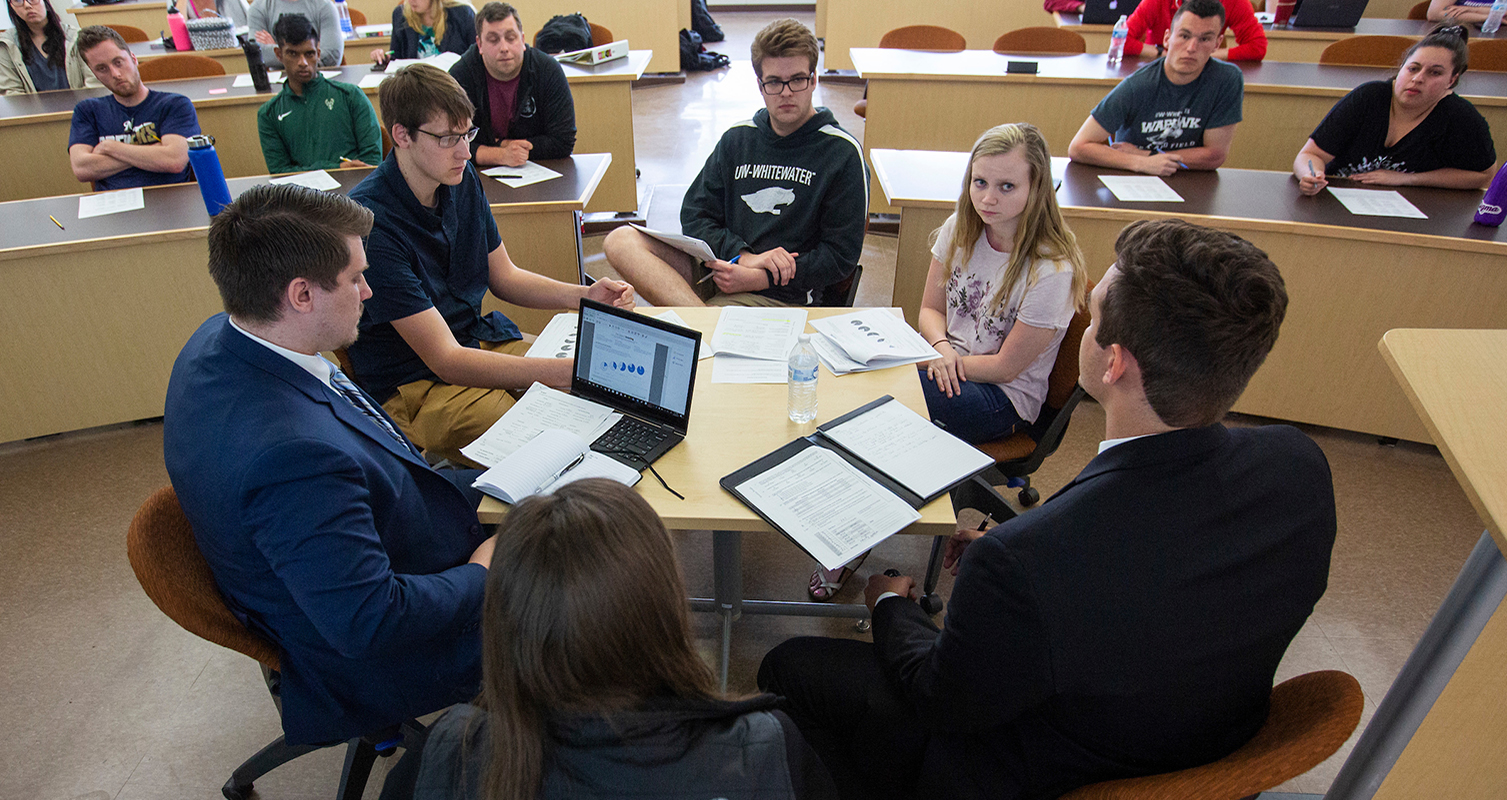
[540,452,586,491]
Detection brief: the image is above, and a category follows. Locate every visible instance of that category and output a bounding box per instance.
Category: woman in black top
[370,0,476,66]
[1293,26,1496,194]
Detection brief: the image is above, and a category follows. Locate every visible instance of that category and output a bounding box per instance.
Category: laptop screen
[572,300,701,430]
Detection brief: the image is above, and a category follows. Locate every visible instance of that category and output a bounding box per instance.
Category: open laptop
[1289,0,1370,29]
[1081,0,1141,26]
[571,299,702,470]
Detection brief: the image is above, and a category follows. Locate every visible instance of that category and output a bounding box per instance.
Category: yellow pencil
[48,215,64,230]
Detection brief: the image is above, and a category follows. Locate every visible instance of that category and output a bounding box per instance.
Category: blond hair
[401,0,471,48]
[931,123,1087,318]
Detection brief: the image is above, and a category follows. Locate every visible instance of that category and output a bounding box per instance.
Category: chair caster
[920,593,945,615]
[855,619,872,633]
[222,780,252,800]
[1018,486,1040,507]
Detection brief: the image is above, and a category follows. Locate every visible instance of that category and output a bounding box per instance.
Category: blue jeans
[920,370,1027,444]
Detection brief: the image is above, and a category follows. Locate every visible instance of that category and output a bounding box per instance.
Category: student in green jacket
[256,13,382,174]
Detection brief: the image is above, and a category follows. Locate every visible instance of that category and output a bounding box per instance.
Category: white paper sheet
[1326,187,1428,219]
[629,223,719,263]
[459,383,620,467]
[711,355,788,384]
[268,169,341,191]
[1098,175,1185,202]
[652,310,710,359]
[810,332,935,376]
[357,73,387,89]
[809,308,937,365]
[385,51,461,72]
[230,69,338,88]
[77,187,144,219]
[481,160,563,188]
[736,446,921,570]
[709,306,808,362]
[821,398,992,500]
[524,312,580,359]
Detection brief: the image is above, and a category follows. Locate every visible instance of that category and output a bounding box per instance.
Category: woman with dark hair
[0,0,95,93]
[383,479,835,800]
[371,0,476,67]
[1294,25,1496,194]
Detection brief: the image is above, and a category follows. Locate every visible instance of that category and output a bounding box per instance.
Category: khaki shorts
[379,338,533,467]
[690,260,793,307]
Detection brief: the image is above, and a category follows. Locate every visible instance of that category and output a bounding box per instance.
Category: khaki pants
[379,338,534,467]
[690,260,794,307]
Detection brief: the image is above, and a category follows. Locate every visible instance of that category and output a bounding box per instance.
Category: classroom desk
[503,0,686,74]
[870,148,1507,442]
[0,51,647,211]
[130,35,395,74]
[1053,14,1507,61]
[1319,330,1507,799]
[816,0,1051,72]
[476,306,958,688]
[66,0,168,38]
[0,153,608,444]
[852,48,1507,213]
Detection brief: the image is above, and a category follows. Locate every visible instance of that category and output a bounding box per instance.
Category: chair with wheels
[1059,670,1364,800]
[918,278,1094,615]
[126,485,424,800]
[992,27,1087,55]
[856,25,968,118]
[137,54,227,82]
[105,24,150,43]
[1318,35,1416,67]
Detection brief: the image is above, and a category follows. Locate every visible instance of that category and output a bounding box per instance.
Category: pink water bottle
[167,1,192,51]
[1474,162,1507,226]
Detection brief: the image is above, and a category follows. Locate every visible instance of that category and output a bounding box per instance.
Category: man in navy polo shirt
[347,64,633,466]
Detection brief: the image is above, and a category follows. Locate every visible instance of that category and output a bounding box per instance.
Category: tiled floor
[0,10,1488,799]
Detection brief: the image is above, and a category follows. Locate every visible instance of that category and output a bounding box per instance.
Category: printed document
[524,312,579,359]
[711,355,788,384]
[821,398,992,499]
[481,160,562,188]
[1326,188,1427,219]
[810,308,937,366]
[653,310,710,359]
[269,170,341,191]
[460,383,620,467]
[710,306,807,361]
[628,224,719,264]
[1098,175,1184,202]
[736,446,920,570]
[78,187,144,219]
[472,429,639,504]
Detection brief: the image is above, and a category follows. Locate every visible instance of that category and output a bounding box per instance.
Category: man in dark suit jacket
[759,219,1338,800]
[163,184,496,746]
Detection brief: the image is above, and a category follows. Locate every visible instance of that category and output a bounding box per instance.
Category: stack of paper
[707,307,808,384]
[807,309,939,376]
[472,429,639,504]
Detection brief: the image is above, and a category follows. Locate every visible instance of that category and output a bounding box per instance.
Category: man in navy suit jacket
[759,219,1338,800]
[164,184,496,746]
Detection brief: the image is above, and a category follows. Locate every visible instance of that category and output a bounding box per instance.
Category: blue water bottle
[1474,162,1507,227]
[187,135,232,216]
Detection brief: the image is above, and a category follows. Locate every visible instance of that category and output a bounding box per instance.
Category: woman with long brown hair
[385,479,834,800]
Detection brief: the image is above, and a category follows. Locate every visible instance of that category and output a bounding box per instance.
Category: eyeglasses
[414,126,479,149]
[758,73,814,95]
[9,0,45,8]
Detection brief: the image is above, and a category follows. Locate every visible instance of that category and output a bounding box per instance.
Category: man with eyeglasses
[603,18,866,307]
[67,25,199,190]
[448,2,575,169]
[347,64,633,466]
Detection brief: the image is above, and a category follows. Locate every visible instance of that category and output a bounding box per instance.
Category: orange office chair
[347,7,367,26]
[105,24,150,43]
[917,279,1094,614]
[1407,0,1430,18]
[1318,35,1416,67]
[589,22,614,46]
[857,25,968,118]
[993,27,1088,55]
[1060,671,1364,800]
[1468,39,1507,72]
[126,486,424,800]
[137,54,227,82]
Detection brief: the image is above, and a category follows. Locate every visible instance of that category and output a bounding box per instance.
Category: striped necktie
[327,363,410,449]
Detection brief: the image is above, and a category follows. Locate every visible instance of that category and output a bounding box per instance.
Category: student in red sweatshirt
[1125,0,1268,61]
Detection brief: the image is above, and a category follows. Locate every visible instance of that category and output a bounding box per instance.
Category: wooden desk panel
[67,0,167,37]
[854,49,1507,213]
[476,307,959,536]
[1054,14,1507,61]
[0,52,646,211]
[872,149,1507,441]
[0,155,606,443]
[131,36,395,74]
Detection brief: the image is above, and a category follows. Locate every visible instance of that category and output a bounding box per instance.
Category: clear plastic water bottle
[334,0,355,39]
[787,333,818,424]
[1108,15,1129,66]
[1474,162,1507,226]
[1485,0,1506,33]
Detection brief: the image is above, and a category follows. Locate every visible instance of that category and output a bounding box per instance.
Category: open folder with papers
[720,396,993,570]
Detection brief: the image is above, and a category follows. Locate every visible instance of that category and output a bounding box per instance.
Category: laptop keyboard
[593,416,667,456]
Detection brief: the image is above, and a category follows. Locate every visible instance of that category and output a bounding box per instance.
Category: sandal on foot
[807,551,870,602]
